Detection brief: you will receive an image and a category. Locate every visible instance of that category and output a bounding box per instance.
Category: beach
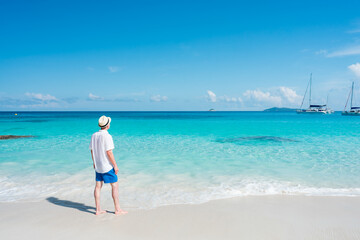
[1,196,360,240]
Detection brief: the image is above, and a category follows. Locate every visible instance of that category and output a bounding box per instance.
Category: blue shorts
[95,168,118,183]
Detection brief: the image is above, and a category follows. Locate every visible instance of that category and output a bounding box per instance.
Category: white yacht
[342,82,360,115]
[296,74,334,114]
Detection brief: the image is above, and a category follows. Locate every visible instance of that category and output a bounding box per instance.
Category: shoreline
[1,195,360,240]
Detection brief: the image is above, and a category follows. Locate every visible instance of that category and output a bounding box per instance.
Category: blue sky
[1,0,360,111]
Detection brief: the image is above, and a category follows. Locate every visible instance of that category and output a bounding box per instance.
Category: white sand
[1,196,360,240]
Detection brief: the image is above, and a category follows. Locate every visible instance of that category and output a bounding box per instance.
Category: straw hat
[98,115,111,128]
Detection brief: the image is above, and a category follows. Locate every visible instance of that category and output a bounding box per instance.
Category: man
[89,115,127,215]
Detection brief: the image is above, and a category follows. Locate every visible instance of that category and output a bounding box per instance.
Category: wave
[1,172,360,209]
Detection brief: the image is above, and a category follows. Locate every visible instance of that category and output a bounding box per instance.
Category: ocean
[1,111,360,209]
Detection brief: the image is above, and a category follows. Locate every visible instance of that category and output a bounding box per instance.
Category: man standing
[89,115,127,215]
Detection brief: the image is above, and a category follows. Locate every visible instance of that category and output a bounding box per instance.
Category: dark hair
[100,124,109,130]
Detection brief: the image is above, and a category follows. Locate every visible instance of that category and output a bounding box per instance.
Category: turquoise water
[1,111,360,208]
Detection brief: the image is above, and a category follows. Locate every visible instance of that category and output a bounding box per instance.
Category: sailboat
[296,73,334,114]
[342,82,360,115]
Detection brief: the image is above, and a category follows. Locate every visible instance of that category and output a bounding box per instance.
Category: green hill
[264,107,297,112]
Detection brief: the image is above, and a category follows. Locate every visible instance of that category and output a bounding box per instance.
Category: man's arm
[91,150,95,169]
[106,150,119,174]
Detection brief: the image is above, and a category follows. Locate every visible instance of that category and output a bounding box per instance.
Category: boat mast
[299,77,310,109]
[309,73,312,107]
[344,84,352,112]
[350,81,354,109]
[326,93,329,107]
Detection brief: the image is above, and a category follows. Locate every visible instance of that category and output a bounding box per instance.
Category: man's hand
[106,150,119,175]
[91,150,95,169]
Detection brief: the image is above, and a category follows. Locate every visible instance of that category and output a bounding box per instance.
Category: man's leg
[94,181,105,215]
[110,182,127,215]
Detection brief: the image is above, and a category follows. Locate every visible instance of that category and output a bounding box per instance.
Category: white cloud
[349,63,360,78]
[203,87,301,109]
[242,87,302,108]
[205,88,301,108]
[243,90,282,106]
[150,95,168,102]
[25,92,58,101]
[207,90,217,102]
[277,87,302,103]
[218,96,243,103]
[327,46,360,57]
[108,66,120,73]
[88,93,104,101]
[2,92,61,108]
[206,91,242,104]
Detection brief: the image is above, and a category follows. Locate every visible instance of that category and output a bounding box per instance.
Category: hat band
[100,118,109,128]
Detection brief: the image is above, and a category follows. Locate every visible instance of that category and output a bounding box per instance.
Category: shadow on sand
[46,197,96,215]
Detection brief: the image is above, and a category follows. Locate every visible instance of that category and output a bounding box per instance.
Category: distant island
[263,107,297,112]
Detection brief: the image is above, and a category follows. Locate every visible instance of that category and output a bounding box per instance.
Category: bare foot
[115,209,128,215]
[95,210,106,215]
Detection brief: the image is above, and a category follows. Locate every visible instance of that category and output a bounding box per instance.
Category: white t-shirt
[89,130,115,173]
